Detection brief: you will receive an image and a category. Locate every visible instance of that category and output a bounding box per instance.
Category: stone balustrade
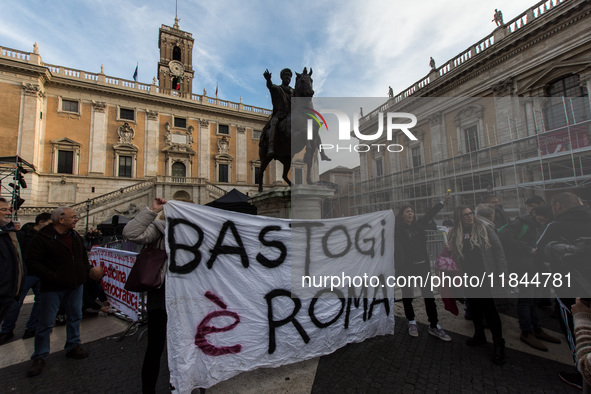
[0,47,271,117]
[361,0,568,123]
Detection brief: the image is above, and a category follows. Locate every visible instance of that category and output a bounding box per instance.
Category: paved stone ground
[0,300,580,393]
[311,320,578,394]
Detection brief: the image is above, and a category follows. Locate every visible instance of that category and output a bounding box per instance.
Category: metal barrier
[425,229,446,265]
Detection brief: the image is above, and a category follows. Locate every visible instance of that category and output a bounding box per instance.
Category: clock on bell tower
[158,17,195,95]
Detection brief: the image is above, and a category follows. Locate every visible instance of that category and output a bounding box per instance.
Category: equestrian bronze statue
[258,67,330,192]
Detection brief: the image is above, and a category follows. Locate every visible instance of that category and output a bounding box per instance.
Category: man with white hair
[26,206,102,377]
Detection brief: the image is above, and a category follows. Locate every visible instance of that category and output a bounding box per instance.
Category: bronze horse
[257,67,328,192]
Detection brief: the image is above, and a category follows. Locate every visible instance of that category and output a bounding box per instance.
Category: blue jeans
[1,275,41,334]
[31,285,83,360]
[517,298,540,332]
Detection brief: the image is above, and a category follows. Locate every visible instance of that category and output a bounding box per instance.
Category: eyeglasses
[462,212,474,217]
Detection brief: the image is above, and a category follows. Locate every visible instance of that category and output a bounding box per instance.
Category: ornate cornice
[492,78,514,96]
[22,83,44,98]
[92,101,106,112]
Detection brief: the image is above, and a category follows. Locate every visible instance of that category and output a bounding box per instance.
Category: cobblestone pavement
[0,301,580,393]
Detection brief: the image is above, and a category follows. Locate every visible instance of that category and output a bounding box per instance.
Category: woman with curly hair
[447,205,509,365]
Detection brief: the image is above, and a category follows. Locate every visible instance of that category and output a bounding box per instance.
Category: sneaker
[408,323,419,338]
[27,359,45,377]
[558,371,583,390]
[22,329,36,340]
[0,331,14,345]
[429,326,452,341]
[520,331,548,351]
[66,344,89,359]
[534,328,561,344]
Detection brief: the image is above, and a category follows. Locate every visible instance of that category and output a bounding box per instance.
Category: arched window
[544,74,590,130]
[172,46,182,61]
[172,162,186,178]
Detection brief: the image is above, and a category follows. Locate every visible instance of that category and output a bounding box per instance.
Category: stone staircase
[17,176,230,231]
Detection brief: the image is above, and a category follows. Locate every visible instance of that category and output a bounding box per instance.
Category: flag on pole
[133,64,138,82]
[215,81,218,98]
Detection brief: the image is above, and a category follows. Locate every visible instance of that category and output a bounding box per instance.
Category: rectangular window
[295,168,303,185]
[61,99,79,113]
[118,156,132,178]
[412,147,422,167]
[252,130,261,140]
[174,117,187,128]
[57,150,74,174]
[119,108,135,121]
[219,124,229,135]
[219,164,229,183]
[464,126,479,153]
[254,167,260,184]
[375,157,383,177]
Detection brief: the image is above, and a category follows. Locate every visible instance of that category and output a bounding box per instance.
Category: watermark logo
[304,107,329,132]
[306,109,418,153]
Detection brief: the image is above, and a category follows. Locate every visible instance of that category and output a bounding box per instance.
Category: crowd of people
[398,191,591,389]
[1,191,591,392]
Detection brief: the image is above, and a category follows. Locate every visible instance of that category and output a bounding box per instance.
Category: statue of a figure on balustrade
[493,9,504,26]
[263,68,293,158]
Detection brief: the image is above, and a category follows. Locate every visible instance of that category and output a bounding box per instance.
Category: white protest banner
[88,247,140,321]
[164,201,395,392]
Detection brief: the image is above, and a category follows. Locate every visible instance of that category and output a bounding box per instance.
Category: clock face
[168,60,185,77]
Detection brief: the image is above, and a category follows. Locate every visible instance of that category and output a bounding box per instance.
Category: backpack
[545,237,591,297]
[498,219,529,239]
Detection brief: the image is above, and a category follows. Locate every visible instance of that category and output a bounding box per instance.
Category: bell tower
[158,17,195,95]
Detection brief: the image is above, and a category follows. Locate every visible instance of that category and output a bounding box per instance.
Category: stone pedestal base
[249,185,335,219]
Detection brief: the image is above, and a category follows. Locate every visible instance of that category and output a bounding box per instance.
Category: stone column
[579,71,591,113]
[145,110,159,176]
[428,112,446,162]
[89,101,107,174]
[492,78,518,140]
[523,98,536,135]
[198,119,210,179]
[19,83,44,165]
[236,126,247,183]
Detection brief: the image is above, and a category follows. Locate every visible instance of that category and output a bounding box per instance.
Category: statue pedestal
[249,185,335,219]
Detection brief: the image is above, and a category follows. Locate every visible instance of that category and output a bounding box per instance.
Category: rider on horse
[263,68,293,158]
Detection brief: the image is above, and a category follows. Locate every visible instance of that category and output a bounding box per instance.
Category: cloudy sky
[1,0,537,107]
[0,0,537,171]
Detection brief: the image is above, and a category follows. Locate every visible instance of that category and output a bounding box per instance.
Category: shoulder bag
[124,241,166,293]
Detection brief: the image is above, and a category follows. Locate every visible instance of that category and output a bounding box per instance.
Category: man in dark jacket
[499,209,560,351]
[0,197,25,325]
[0,212,51,344]
[482,194,510,229]
[535,192,591,389]
[26,207,102,377]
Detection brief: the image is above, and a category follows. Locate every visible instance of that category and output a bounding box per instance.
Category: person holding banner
[395,194,452,341]
[122,197,169,394]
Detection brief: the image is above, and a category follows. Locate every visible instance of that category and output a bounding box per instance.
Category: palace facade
[337,0,591,219]
[0,19,281,225]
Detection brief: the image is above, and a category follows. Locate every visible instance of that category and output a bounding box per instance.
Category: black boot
[466,326,486,346]
[493,339,506,365]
